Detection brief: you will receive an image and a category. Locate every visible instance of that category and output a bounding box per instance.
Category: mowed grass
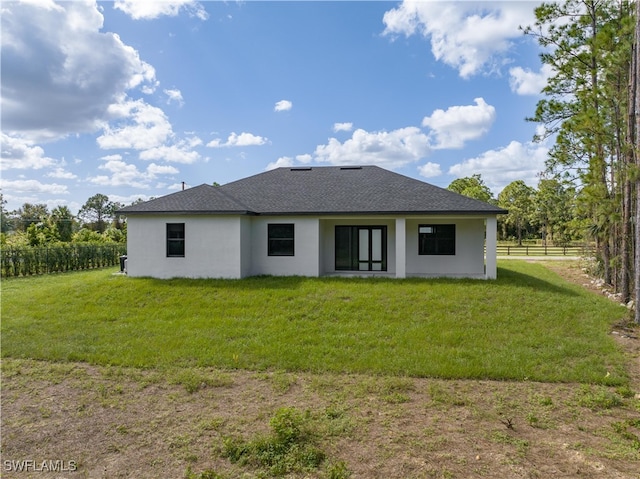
[0,261,629,384]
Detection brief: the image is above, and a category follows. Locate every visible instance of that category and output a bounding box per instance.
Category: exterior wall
[126,215,243,279]
[319,217,486,279]
[485,216,498,279]
[405,218,486,278]
[240,216,252,277]
[126,214,492,280]
[395,218,406,278]
[249,217,320,276]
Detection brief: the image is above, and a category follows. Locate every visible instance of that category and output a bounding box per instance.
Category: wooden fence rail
[494,244,593,257]
[1,244,127,278]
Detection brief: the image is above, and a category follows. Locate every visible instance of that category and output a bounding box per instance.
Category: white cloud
[167,182,189,192]
[97,100,202,163]
[207,132,268,148]
[333,122,353,132]
[314,127,431,169]
[422,98,495,149]
[0,179,68,195]
[100,154,123,161]
[147,163,179,176]
[448,139,549,194]
[89,157,179,188]
[0,134,56,170]
[97,99,173,150]
[186,136,203,148]
[114,0,208,20]
[91,157,149,188]
[164,88,184,106]
[509,64,554,96]
[295,154,312,163]
[110,193,154,206]
[418,162,442,178]
[47,167,78,180]
[139,144,200,164]
[1,1,158,141]
[383,1,535,78]
[274,100,293,112]
[266,156,295,171]
[266,153,312,171]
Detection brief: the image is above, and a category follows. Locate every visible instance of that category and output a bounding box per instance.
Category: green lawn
[0,261,629,384]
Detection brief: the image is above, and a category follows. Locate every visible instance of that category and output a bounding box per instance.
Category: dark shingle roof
[118,184,251,214]
[119,166,507,216]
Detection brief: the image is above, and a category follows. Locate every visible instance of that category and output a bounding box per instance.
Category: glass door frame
[335,225,387,272]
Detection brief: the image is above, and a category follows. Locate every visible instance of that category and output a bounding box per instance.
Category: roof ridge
[214,183,254,212]
[127,183,211,207]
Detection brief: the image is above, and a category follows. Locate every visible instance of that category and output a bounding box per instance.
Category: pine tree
[524,0,634,289]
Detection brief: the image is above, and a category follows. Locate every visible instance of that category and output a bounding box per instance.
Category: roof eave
[117,210,257,216]
[118,209,506,216]
[254,209,508,216]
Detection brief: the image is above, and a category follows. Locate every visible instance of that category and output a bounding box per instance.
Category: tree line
[447,174,583,247]
[0,193,129,247]
[452,1,640,325]
[1,173,585,251]
[518,0,639,322]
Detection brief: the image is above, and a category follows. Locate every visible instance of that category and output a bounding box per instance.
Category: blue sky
[1,0,553,213]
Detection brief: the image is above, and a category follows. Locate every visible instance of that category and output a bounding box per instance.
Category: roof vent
[290,167,312,171]
[340,166,362,170]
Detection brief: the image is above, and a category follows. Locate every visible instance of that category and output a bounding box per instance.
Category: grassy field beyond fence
[0,261,629,384]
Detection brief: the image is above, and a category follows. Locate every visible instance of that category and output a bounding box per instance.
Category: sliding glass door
[335,226,387,271]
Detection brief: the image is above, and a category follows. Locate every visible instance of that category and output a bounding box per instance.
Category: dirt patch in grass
[2,261,639,479]
[2,357,639,479]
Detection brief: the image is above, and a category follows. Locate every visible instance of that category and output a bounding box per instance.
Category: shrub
[103,227,126,243]
[1,243,126,277]
[222,407,325,476]
[577,385,624,411]
[72,228,105,243]
[326,461,352,479]
[270,407,305,445]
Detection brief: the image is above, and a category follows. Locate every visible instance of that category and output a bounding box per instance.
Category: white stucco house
[118,166,507,280]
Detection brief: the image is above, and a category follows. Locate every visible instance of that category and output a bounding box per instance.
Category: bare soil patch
[2,261,639,479]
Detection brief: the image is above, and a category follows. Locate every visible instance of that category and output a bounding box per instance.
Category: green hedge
[1,244,127,278]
